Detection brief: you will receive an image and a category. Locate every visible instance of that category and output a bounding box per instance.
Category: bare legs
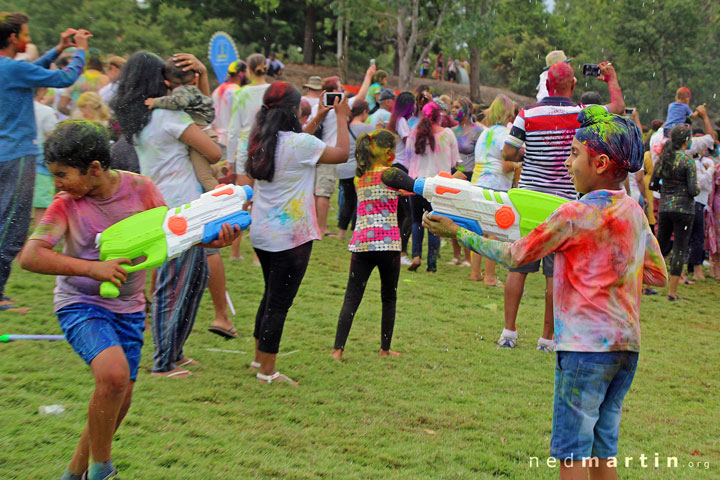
[504,272,553,341]
[207,253,235,332]
[559,459,619,480]
[66,347,133,475]
[315,195,332,235]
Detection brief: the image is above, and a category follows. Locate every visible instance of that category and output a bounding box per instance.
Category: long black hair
[658,124,692,179]
[111,51,166,143]
[245,82,302,181]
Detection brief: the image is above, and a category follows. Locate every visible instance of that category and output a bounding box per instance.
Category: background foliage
[6,0,720,123]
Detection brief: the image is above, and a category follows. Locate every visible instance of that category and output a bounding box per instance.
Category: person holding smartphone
[305,65,377,237]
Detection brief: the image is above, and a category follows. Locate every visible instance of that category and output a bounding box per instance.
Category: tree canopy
[12,0,720,123]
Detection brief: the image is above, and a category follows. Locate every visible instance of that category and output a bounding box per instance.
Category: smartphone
[624,108,636,115]
[370,59,375,66]
[323,92,345,107]
[582,64,601,77]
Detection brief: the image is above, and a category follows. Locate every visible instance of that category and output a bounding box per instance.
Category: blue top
[665,101,693,130]
[0,48,86,163]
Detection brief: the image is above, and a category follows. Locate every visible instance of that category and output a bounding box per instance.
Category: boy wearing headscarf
[423,106,668,479]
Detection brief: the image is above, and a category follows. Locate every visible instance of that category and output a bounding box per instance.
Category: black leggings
[687,202,705,268]
[253,242,313,354]
[397,196,412,255]
[657,211,694,276]
[333,251,401,351]
[337,178,357,231]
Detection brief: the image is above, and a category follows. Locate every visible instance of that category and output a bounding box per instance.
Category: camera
[582,64,601,77]
[323,92,345,107]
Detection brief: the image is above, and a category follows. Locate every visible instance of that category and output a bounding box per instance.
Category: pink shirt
[457,190,668,352]
[30,172,166,313]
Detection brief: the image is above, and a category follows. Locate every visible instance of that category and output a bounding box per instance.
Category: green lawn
[1,215,718,479]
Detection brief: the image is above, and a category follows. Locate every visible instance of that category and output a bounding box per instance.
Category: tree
[367,0,449,90]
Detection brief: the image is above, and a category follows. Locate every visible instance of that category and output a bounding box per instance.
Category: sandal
[667,295,686,302]
[256,371,298,385]
[151,369,192,378]
[484,279,503,287]
[249,361,261,370]
[0,303,29,314]
[177,357,199,367]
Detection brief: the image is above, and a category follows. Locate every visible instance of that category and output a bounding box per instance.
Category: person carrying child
[144,57,219,192]
[19,120,238,480]
[423,106,668,480]
[331,130,403,360]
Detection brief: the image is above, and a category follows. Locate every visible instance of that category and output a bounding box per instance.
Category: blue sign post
[208,31,239,84]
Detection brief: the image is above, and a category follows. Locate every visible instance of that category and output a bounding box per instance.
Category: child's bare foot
[151,367,192,378]
[379,349,401,357]
[483,277,503,287]
[331,349,343,360]
[469,274,484,282]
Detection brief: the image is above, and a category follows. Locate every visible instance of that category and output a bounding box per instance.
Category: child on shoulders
[423,106,668,479]
[664,87,700,137]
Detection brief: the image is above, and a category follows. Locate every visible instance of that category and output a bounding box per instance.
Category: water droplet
[714,93,717,99]
[653,72,656,78]
[638,48,641,53]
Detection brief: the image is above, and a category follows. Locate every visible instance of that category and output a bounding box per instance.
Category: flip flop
[484,280,503,287]
[256,371,298,385]
[208,325,239,339]
[1,295,15,302]
[151,369,192,378]
[177,357,199,367]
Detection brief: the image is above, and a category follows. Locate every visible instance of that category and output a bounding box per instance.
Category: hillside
[280,63,536,107]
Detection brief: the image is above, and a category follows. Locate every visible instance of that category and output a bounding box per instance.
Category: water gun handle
[201,210,252,244]
[429,211,484,236]
[99,239,169,298]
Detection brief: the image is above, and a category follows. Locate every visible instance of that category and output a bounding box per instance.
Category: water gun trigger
[429,211,483,236]
[98,241,169,298]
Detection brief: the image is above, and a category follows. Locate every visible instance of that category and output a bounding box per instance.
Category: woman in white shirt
[470,95,519,286]
[245,82,351,384]
[113,52,238,378]
[404,102,460,272]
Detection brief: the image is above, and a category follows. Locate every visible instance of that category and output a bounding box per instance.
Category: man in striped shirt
[497,61,626,352]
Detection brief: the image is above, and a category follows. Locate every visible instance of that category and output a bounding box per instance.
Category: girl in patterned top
[332,130,402,360]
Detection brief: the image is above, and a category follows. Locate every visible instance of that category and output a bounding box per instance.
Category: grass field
[1,212,718,479]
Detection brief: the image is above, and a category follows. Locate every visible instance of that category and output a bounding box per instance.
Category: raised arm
[599,62,625,115]
[355,64,377,105]
[318,96,350,164]
[173,53,210,96]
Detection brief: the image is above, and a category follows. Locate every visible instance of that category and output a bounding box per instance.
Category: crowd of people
[1,11,719,480]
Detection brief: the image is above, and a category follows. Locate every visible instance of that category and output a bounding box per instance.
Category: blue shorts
[551,351,638,460]
[57,303,146,381]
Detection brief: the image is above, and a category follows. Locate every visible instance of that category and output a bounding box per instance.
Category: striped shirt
[506,97,592,200]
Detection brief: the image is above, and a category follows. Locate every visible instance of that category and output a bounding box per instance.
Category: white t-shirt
[134,109,201,206]
[211,82,241,146]
[227,83,271,172]
[536,70,549,102]
[310,96,357,147]
[338,123,374,179]
[405,127,460,178]
[472,124,513,191]
[98,81,118,107]
[250,132,327,252]
[368,108,391,129]
[627,168,644,203]
[34,100,58,146]
[393,117,411,167]
[301,96,320,110]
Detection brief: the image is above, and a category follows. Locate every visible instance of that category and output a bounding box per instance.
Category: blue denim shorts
[57,303,146,381]
[551,351,638,460]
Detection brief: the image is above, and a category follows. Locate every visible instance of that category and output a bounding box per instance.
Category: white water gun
[96,184,253,298]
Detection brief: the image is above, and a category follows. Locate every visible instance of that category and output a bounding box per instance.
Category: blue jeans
[551,351,639,460]
[410,195,440,271]
[0,156,35,297]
